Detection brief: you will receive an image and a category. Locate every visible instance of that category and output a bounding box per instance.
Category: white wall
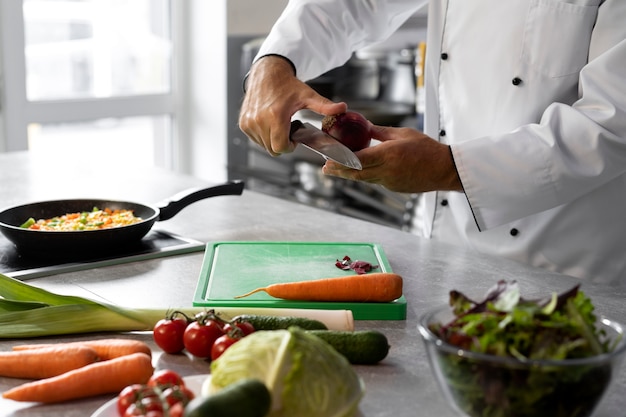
[179,0,228,181]
[181,0,287,182]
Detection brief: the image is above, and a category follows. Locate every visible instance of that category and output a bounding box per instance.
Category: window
[1,0,178,169]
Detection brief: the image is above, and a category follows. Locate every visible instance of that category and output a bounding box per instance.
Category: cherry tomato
[183,319,224,358]
[123,399,165,417]
[124,407,164,417]
[224,320,255,336]
[117,384,159,416]
[117,384,142,416]
[168,402,185,417]
[140,396,165,413]
[161,384,195,408]
[148,369,185,390]
[123,403,144,417]
[210,333,240,361]
[153,316,188,354]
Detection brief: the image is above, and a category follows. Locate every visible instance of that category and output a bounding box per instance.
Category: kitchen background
[0,0,427,230]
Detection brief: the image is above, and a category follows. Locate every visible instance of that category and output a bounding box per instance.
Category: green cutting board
[193,241,406,320]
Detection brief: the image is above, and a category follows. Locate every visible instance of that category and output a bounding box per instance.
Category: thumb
[369,124,400,142]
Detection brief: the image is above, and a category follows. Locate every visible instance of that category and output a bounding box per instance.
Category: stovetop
[0,229,205,280]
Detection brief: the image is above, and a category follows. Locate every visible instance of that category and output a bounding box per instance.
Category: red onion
[335,255,379,275]
[321,111,371,152]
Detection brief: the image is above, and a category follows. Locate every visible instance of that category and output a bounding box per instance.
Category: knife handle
[289,120,305,140]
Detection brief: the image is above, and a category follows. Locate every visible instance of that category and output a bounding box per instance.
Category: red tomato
[123,403,144,417]
[210,333,240,361]
[168,402,185,417]
[123,401,165,417]
[140,396,165,413]
[117,384,159,416]
[153,317,188,354]
[124,409,164,417]
[183,320,224,358]
[161,384,195,408]
[148,369,185,390]
[224,320,255,336]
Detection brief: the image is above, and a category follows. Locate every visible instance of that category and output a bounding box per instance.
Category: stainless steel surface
[333,48,418,125]
[290,121,363,170]
[340,48,417,104]
[2,151,625,417]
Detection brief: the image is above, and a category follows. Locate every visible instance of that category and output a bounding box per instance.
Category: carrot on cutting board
[0,345,99,379]
[2,352,153,403]
[234,272,403,303]
[12,338,151,360]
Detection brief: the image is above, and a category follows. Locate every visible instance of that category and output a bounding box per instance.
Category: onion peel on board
[335,255,379,275]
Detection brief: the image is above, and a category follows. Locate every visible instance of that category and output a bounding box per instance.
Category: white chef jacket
[256,0,626,284]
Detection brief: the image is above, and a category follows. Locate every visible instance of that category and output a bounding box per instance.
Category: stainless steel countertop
[1,151,625,417]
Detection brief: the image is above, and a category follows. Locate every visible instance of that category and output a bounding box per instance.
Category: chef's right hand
[238,55,347,156]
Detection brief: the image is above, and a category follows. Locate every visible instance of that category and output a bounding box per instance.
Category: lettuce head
[207,327,364,417]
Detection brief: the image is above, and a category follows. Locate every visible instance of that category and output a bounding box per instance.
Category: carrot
[2,352,153,403]
[0,345,99,379]
[234,272,403,302]
[12,338,151,360]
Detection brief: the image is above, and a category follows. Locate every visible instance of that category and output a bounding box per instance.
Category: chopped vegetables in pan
[20,207,142,231]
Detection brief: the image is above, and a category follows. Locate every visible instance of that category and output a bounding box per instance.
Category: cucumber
[232,314,328,331]
[307,330,390,364]
[183,378,271,417]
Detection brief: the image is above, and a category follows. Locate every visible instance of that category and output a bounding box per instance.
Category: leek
[0,273,354,338]
[0,298,50,313]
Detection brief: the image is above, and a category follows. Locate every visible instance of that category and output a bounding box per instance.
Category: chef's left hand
[322,125,463,194]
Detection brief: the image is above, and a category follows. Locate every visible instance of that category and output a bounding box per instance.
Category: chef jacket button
[439,129,446,137]
[512,77,523,86]
[441,52,449,60]
[441,199,448,206]
[510,228,519,236]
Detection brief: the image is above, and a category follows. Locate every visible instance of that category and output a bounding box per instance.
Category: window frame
[0,0,181,169]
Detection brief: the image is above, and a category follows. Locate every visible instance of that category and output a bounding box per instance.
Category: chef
[238,0,626,284]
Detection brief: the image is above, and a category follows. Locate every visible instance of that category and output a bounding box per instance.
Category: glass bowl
[418,306,626,417]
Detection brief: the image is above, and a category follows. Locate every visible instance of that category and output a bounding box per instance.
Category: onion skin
[321,111,372,152]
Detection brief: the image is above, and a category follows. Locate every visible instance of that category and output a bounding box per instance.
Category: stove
[0,229,205,280]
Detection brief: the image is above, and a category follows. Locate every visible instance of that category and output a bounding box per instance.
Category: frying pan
[0,180,245,255]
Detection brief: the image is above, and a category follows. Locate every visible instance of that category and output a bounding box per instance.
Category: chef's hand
[238,55,347,156]
[322,125,463,194]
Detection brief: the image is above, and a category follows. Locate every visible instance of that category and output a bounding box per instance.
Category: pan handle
[156,180,245,221]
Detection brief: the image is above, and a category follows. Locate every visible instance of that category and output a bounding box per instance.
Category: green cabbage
[208,327,364,417]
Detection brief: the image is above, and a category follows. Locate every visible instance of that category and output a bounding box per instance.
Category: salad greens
[432,280,610,360]
[427,280,621,417]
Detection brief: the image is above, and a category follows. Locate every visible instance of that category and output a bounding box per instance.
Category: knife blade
[289,120,363,170]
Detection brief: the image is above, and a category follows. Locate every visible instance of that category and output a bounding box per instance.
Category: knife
[289,120,363,170]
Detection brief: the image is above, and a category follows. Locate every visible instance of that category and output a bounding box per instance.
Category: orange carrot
[234,272,403,302]
[2,352,153,403]
[12,338,151,360]
[0,345,99,379]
